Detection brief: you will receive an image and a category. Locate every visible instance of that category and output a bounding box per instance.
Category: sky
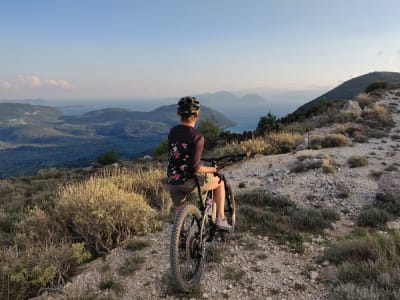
[0,0,400,100]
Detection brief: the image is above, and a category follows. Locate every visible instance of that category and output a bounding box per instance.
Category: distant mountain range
[0,103,235,145]
[290,71,400,118]
[0,103,235,177]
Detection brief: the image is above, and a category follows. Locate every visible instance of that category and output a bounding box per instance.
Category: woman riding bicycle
[167,96,232,231]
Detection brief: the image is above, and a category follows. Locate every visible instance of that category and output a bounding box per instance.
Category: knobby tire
[170,204,205,292]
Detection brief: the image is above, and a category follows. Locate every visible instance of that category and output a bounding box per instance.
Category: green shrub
[290,208,339,233]
[324,231,400,299]
[56,177,160,255]
[356,207,390,227]
[365,81,387,93]
[310,134,349,149]
[97,150,120,165]
[154,138,168,157]
[348,155,369,168]
[0,242,90,299]
[256,112,281,135]
[335,112,359,123]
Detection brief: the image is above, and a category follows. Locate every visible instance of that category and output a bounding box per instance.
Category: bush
[365,81,387,93]
[348,155,369,168]
[324,231,400,299]
[198,119,221,148]
[290,208,339,233]
[97,150,120,165]
[154,138,168,157]
[355,93,376,109]
[310,134,349,149]
[334,112,359,123]
[362,105,394,129]
[109,167,172,216]
[256,112,281,135]
[265,131,303,154]
[356,207,390,227]
[0,242,90,299]
[215,138,271,157]
[56,176,160,255]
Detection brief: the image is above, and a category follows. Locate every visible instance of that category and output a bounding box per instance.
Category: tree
[255,112,280,136]
[198,119,221,141]
[97,150,119,165]
[154,138,168,157]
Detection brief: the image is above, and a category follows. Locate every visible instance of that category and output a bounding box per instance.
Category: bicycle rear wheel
[170,204,205,292]
[224,177,236,230]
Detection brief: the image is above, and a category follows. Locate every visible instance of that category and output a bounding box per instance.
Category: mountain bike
[169,154,246,292]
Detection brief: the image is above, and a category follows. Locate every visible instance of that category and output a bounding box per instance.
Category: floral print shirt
[167,125,204,185]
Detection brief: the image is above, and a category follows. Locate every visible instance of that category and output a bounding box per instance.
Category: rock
[310,271,319,280]
[377,171,400,201]
[202,293,209,299]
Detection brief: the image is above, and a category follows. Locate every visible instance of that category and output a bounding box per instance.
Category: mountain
[0,103,235,143]
[289,71,400,118]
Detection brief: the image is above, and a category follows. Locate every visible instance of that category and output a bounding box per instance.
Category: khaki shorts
[168,173,215,206]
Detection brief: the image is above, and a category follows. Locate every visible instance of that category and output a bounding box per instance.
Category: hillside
[9,88,398,299]
[288,71,400,119]
[0,103,235,177]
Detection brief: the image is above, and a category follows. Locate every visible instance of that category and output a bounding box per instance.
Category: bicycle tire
[170,204,205,292]
[224,177,236,231]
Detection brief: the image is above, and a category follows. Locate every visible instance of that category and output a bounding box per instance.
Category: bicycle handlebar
[201,153,246,168]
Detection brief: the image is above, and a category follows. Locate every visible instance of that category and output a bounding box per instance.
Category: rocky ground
[41,89,400,300]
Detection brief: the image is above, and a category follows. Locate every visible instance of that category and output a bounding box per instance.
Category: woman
[167,96,232,231]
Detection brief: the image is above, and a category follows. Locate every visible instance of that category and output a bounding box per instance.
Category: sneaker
[216,217,232,231]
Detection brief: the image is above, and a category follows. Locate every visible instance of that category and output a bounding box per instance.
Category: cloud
[0,75,75,90]
[44,79,74,89]
[0,80,12,89]
[377,50,383,56]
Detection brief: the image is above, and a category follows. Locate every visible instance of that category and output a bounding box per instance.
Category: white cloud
[0,80,12,89]
[0,75,75,90]
[44,79,74,89]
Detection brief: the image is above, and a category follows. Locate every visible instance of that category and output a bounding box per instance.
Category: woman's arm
[195,165,217,174]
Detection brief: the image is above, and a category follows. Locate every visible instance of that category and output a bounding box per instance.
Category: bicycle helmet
[177,96,200,116]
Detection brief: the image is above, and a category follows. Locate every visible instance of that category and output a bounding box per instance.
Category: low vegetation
[347,155,369,168]
[324,230,400,300]
[236,191,339,253]
[0,166,164,299]
[310,134,349,149]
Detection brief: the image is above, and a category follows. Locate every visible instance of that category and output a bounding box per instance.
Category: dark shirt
[167,124,204,185]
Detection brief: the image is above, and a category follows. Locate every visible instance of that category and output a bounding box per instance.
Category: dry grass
[265,131,303,154]
[362,104,395,128]
[355,93,376,109]
[213,138,271,157]
[57,176,161,254]
[107,166,172,216]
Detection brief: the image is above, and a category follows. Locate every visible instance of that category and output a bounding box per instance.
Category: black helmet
[177,96,200,116]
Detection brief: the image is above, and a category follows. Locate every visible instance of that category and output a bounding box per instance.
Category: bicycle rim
[170,204,205,292]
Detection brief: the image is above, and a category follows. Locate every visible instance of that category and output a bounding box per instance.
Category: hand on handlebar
[213,171,222,184]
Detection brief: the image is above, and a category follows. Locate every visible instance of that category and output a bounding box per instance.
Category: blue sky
[0,0,399,99]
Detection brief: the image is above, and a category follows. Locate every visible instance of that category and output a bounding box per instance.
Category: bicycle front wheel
[170,204,205,292]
